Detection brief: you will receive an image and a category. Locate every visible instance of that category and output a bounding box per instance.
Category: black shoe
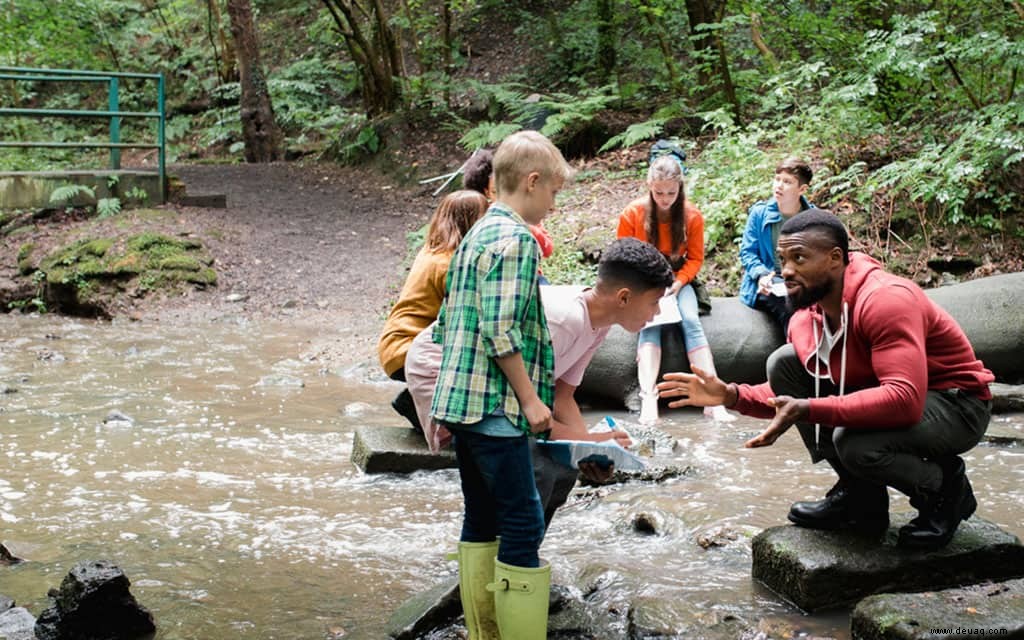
[391,388,423,432]
[788,481,890,535]
[898,456,977,551]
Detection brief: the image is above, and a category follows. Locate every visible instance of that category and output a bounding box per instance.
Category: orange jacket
[616,198,705,285]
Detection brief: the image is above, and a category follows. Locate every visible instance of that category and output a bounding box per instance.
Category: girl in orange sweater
[617,155,733,422]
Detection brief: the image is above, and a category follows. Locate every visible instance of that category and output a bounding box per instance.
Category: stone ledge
[752,515,1024,612]
[350,425,456,474]
[851,577,1024,639]
[385,576,460,640]
[172,193,227,208]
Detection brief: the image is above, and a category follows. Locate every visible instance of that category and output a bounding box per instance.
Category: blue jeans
[637,284,709,351]
[453,427,546,568]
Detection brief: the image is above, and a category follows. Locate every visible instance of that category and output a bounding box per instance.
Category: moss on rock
[35,232,217,316]
[17,243,35,274]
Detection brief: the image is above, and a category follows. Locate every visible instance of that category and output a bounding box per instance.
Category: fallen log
[578,271,1024,408]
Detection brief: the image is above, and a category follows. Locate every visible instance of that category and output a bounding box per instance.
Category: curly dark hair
[462,149,494,196]
[598,238,675,292]
[779,208,849,264]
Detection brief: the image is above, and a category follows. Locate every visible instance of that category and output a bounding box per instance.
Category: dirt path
[155,162,439,365]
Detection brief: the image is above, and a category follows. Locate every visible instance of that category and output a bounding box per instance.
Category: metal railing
[0,66,166,196]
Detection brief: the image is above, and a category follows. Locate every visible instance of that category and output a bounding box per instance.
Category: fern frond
[458,122,523,151]
[599,119,666,153]
[97,197,122,218]
[49,184,95,205]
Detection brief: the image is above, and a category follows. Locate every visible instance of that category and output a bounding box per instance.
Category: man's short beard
[787,280,832,311]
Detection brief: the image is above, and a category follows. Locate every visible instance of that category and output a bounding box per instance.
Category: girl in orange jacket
[617,155,733,423]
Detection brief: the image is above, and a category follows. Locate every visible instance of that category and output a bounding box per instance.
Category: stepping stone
[751,514,1024,612]
[385,576,460,640]
[350,425,456,474]
[983,420,1024,447]
[991,383,1024,414]
[851,577,1024,639]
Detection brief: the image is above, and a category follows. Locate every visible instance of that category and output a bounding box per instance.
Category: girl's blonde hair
[492,130,573,196]
[645,155,687,254]
[426,190,488,252]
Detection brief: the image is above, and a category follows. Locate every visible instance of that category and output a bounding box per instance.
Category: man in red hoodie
[657,209,994,550]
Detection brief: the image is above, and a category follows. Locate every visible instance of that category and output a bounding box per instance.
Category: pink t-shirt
[405,285,609,451]
[540,285,610,387]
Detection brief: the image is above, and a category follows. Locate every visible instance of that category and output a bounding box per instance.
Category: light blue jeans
[637,284,709,351]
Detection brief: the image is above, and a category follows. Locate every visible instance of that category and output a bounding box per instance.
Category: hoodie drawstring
[812,302,848,452]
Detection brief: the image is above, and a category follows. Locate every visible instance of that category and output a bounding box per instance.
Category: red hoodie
[732,252,994,428]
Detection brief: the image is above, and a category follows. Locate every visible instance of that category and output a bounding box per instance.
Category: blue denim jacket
[738,197,813,308]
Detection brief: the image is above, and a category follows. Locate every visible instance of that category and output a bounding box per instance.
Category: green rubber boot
[487,559,551,640]
[456,540,499,640]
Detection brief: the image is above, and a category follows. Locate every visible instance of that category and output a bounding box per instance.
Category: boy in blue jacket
[738,157,814,332]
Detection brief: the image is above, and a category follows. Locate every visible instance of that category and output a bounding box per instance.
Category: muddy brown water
[2,314,1022,639]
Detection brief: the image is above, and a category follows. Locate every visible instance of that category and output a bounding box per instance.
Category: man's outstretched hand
[658,369,811,449]
[743,395,809,448]
[656,366,730,408]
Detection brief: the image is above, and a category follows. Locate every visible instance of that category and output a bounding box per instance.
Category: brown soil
[1,161,442,368]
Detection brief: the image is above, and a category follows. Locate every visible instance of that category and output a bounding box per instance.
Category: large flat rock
[851,578,1024,639]
[578,272,1024,408]
[350,425,456,474]
[751,514,1024,612]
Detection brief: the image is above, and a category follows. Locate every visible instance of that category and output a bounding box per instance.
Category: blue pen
[604,416,617,430]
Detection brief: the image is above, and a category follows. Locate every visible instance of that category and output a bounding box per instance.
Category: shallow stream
[1,314,1021,639]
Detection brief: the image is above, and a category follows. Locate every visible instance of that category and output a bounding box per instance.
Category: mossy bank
[3,208,217,318]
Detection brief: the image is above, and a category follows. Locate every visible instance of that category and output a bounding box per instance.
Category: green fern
[461,80,531,120]
[97,197,122,218]
[599,118,666,153]
[49,184,95,205]
[532,87,616,140]
[458,122,523,151]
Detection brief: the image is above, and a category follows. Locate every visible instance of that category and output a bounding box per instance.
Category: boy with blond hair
[432,130,570,639]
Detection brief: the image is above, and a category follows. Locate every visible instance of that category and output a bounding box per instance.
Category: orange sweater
[377,247,452,377]
[616,198,705,285]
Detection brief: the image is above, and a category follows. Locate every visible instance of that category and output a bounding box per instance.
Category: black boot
[788,482,890,535]
[788,459,889,535]
[391,388,423,432]
[898,456,977,551]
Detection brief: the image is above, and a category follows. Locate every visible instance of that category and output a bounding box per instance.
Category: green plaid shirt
[431,203,554,433]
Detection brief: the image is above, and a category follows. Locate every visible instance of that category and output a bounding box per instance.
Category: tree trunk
[684,0,741,119]
[596,0,617,84]
[684,0,741,120]
[750,12,778,71]
[642,10,679,90]
[320,0,402,116]
[225,0,282,162]
[208,0,237,84]
[442,0,453,106]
